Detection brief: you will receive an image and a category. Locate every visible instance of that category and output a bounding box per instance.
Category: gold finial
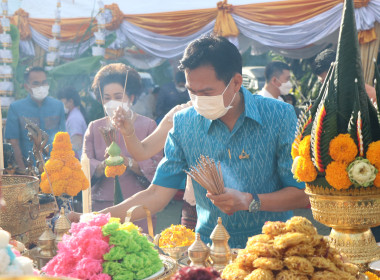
[209,217,231,271]
[55,207,71,247]
[188,233,210,267]
[38,225,56,257]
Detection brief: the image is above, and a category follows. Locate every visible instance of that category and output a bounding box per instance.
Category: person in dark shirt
[155,71,190,123]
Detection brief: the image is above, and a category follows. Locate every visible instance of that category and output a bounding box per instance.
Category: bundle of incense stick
[186,155,225,195]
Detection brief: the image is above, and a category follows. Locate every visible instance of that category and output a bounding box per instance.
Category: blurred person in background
[257,61,292,101]
[58,87,87,159]
[312,48,376,102]
[155,71,190,123]
[5,66,65,170]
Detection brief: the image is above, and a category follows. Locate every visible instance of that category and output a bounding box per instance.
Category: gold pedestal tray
[306,187,380,271]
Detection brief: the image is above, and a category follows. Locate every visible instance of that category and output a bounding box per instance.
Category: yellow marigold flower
[374,172,380,188]
[298,135,311,160]
[45,159,64,173]
[159,224,195,248]
[105,165,126,178]
[294,156,317,182]
[52,180,66,196]
[366,141,380,168]
[365,271,380,280]
[51,150,75,160]
[72,170,84,181]
[53,131,71,143]
[119,222,140,233]
[109,217,121,224]
[325,161,352,190]
[52,141,72,152]
[291,137,300,160]
[329,134,358,163]
[47,172,61,182]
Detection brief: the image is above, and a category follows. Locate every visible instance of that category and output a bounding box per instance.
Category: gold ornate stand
[306,187,380,271]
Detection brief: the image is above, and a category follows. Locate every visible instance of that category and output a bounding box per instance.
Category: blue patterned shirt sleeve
[277,105,305,189]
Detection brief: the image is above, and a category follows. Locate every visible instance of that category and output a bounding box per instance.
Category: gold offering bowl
[306,187,380,271]
[160,246,189,261]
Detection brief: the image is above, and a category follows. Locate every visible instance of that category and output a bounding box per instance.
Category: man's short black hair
[24,66,47,82]
[311,49,336,76]
[57,87,81,107]
[264,61,290,83]
[178,36,242,85]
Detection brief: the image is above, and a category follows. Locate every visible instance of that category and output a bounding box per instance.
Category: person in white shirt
[257,61,293,101]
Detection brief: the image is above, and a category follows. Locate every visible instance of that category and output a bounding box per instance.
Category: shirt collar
[258,88,284,101]
[204,86,263,132]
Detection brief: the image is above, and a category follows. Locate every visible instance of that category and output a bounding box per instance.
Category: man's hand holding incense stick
[186,155,254,215]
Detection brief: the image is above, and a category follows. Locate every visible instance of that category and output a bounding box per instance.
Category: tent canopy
[6,0,380,68]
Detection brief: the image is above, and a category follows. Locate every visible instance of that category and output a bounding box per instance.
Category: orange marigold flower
[291,136,301,160]
[374,172,380,188]
[41,172,47,182]
[82,177,90,190]
[47,172,61,182]
[325,161,352,190]
[65,180,83,197]
[329,134,358,163]
[45,159,64,173]
[52,180,66,196]
[52,141,72,152]
[60,166,72,180]
[53,132,71,145]
[365,271,380,280]
[366,141,380,168]
[40,179,51,194]
[298,135,311,160]
[105,164,126,178]
[64,158,82,169]
[50,150,75,160]
[294,156,317,182]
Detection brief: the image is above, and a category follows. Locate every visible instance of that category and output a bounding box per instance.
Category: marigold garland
[298,135,311,160]
[367,141,380,168]
[328,134,358,163]
[105,164,126,178]
[325,161,352,190]
[40,132,89,196]
[294,156,318,182]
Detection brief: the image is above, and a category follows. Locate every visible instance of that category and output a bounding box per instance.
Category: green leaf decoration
[334,0,368,133]
[114,175,124,206]
[373,60,380,126]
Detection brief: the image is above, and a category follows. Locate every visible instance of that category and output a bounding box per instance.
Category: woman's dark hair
[92,63,142,104]
[179,36,242,85]
[57,86,88,124]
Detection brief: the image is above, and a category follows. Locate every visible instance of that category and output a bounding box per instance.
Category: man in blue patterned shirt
[86,36,308,248]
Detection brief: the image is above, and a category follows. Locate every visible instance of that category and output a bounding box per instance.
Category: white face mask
[176,86,186,92]
[31,85,49,101]
[104,100,130,118]
[189,79,236,120]
[278,81,293,95]
[64,106,69,114]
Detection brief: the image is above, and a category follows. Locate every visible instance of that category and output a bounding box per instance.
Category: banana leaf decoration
[310,67,338,173]
[348,80,365,157]
[335,0,380,141]
[374,60,380,123]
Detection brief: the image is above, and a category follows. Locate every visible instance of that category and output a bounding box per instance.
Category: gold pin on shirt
[239,149,249,160]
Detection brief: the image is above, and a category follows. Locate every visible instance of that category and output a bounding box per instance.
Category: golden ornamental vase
[305,185,380,271]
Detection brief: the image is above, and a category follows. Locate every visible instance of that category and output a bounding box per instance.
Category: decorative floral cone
[40,132,89,196]
[104,141,126,205]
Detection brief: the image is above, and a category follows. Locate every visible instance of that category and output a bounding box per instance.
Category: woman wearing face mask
[82,63,162,233]
[57,87,87,159]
